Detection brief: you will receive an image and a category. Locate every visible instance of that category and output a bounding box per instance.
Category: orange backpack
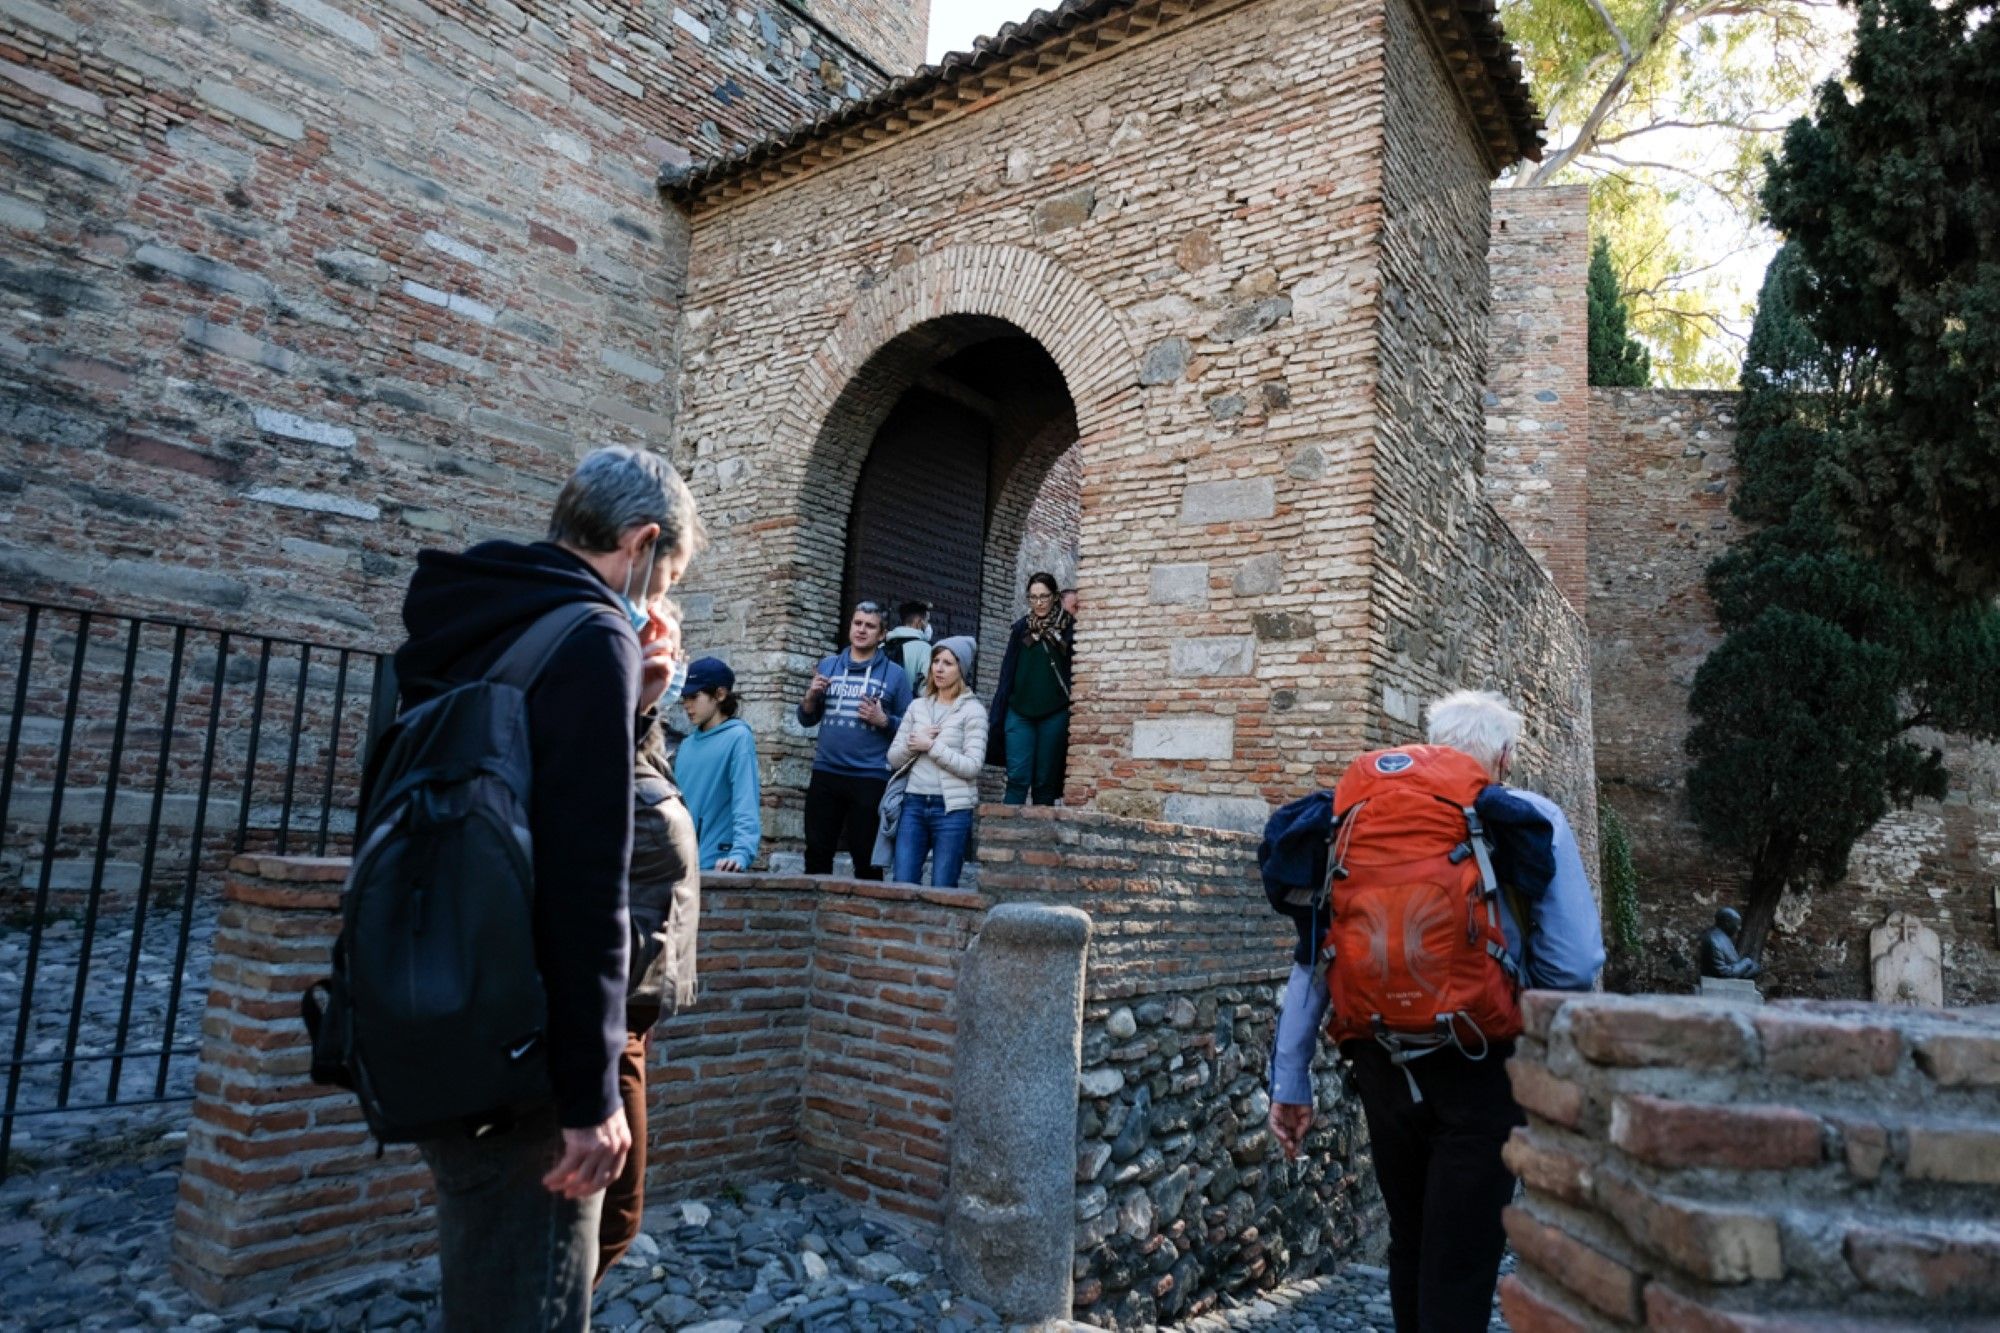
[1318,745,1523,1060]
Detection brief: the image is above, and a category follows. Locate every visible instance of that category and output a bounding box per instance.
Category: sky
[927,0,1037,62]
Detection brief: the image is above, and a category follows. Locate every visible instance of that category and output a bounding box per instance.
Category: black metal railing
[0,599,391,1177]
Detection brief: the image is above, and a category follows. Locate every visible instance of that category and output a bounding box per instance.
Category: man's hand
[715,857,744,872]
[856,695,887,728]
[637,604,681,711]
[1269,1101,1313,1161]
[805,672,830,704]
[542,1108,631,1199]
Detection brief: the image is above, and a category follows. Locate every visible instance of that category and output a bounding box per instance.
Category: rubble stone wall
[1500,990,2000,1330]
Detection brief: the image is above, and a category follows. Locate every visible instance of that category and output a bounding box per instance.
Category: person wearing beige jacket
[886,636,987,887]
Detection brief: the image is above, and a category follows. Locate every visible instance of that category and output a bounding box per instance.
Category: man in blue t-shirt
[796,600,911,880]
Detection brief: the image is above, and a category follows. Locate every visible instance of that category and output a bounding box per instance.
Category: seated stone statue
[1699,907,1761,980]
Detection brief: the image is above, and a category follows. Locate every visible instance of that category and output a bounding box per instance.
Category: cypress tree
[1761,0,2000,598]
[1587,235,1651,387]
[1684,237,2000,961]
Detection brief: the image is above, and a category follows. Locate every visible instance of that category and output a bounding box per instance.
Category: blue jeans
[1004,708,1069,806]
[891,793,974,887]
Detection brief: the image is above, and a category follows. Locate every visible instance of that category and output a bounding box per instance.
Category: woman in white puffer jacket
[886,635,987,887]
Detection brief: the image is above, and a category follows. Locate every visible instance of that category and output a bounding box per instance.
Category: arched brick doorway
[822,317,1079,700]
[837,331,1077,669]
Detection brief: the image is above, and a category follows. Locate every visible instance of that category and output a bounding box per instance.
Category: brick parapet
[172,857,430,1311]
[1501,991,2000,1329]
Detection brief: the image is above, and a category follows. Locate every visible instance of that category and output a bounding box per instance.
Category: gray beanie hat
[931,635,977,687]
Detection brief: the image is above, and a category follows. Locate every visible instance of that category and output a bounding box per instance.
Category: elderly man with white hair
[1261,689,1604,1333]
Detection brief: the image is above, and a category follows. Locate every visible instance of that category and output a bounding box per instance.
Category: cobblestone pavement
[0,1114,1508,1333]
[1198,1259,1511,1332]
[0,909,217,1164]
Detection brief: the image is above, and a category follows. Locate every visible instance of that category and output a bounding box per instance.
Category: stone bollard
[942,903,1092,1323]
[172,855,433,1310]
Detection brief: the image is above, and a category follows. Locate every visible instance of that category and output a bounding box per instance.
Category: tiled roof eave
[662,0,1543,209]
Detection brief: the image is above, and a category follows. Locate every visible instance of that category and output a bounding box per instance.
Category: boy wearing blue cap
[676,657,763,872]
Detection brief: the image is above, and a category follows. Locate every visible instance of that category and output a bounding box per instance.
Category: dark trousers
[1002,708,1069,806]
[803,770,886,880]
[1343,1040,1524,1333]
[596,1004,659,1287]
[419,1108,600,1332]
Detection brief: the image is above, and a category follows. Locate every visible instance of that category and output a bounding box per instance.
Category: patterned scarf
[1023,605,1074,658]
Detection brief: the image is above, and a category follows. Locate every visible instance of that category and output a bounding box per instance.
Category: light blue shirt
[1267,787,1605,1104]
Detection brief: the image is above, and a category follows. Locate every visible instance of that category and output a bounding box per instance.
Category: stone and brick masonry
[1585,386,2000,1002]
[668,0,1595,851]
[0,0,901,645]
[1499,990,2000,1330]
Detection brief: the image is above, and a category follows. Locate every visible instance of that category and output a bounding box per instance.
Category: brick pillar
[1499,991,2000,1330]
[1487,185,1592,613]
[172,855,433,1310]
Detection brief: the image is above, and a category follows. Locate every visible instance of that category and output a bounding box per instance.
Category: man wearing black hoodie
[393,445,701,1331]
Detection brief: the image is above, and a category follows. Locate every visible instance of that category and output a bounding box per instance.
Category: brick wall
[1500,991,2000,1329]
[0,0,891,645]
[173,856,430,1309]
[1486,186,1590,610]
[1368,2,1598,858]
[172,809,1374,1314]
[804,0,930,74]
[1587,387,2000,1001]
[673,0,1595,845]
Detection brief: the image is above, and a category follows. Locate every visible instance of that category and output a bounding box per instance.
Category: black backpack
[303,601,614,1142]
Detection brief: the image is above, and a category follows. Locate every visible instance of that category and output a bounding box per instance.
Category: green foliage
[1588,236,1651,386]
[1499,0,1846,385]
[1597,799,1643,958]
[1684,216,2000,956]
[1761,0,2000,599]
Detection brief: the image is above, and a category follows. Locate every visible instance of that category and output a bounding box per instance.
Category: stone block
[1503,1205,1643,1323]
[1870,912,1943,1006]
[1232,552,1281,596]
[0,0,79,42]
[1179,478,1274,525]
[1567,997,1756,1070]
[1844,1223,2000,1301]
[252,407,356,449]
[245,487,380,521]
[943,903,1090,1323]
[182,318,298,374]
[1914,1029,2000,1088]
[1139,336,1190,385]
[1593,1165,1782,1285]
[0,58,105,115]
[315,249,391,287]
[1903,1120,2000,1185]
[1608,1095,1823,1171]
[599,348,666,384]
[1131,718,1232,761]
[1209,296,1290,342]
[1496,1275,1595,1333]
[1253,610,1316,641]
[587,59,645,98]
[0,192,45,233]
[1753,1010,1901,1079]
[196,80,305,140]
[1033,187,1095,234]
[1169,635,1254,677]
[1147,563,1208,606]
[272,0,379,51]
[1502,1128,1591,1207]
[1160,794,1268,835]
[1696,976,1761,1004]
[1508,1057,1586,1129]
[0,120,128,185]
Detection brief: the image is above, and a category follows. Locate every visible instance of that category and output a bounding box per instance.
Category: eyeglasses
[854,601,884,615]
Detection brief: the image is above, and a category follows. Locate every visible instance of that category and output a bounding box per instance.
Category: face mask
[619,535,658,633]
[664,658,689,701]
[920,624,933,642]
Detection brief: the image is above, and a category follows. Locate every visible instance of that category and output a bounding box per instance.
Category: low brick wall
[650,875,984,1227]
[1499,991,2000,1330]
[170,808,1372,1317]
[172,856,432,1309]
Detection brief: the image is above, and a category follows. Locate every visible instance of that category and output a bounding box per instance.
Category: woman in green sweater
[986,571,1076,805]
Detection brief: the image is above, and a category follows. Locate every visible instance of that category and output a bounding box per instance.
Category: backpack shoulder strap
[486,601,621,692]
